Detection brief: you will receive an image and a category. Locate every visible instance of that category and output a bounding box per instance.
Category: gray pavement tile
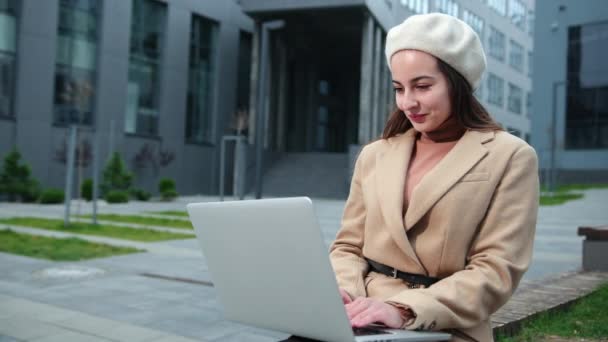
[0,335,21,342]
[0,317,65,341]
[29,331,112,342]
[53,313,166,342]
[0,297,80,324]
[214,330,287,342]
[148,334,204,342]
[179,320,248,341]
[97,324,166,342]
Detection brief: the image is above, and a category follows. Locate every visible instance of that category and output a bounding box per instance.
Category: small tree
[101,152,132,195]
[159,177,178,201]
[0,149,40,202]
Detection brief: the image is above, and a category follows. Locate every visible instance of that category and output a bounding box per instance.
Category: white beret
[385,13,486,89]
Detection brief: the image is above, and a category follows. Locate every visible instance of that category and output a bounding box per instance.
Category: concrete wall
[532,0,608,177]
[1,0,254,196]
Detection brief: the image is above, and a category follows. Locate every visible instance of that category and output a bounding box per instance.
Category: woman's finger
[345,297,371,320]
[339,288,353,304]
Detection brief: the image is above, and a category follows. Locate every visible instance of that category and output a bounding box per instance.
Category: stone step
[262,153,349,199]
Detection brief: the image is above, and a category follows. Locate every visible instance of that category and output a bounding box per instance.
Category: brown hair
[381,57,503,139]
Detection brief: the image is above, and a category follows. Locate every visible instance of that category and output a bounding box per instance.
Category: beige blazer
[330,129,539,342]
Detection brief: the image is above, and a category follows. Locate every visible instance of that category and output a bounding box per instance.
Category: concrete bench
[578,225,608,271]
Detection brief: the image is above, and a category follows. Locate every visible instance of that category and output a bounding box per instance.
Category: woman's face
[390,50,452,134]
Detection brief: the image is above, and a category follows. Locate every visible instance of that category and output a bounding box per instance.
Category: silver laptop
[187,197,450,342]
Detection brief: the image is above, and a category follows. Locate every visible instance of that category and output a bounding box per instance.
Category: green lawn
[0,229,142,261]
[0,217,194,241]
[79,214,192,229]
[147,210,189,217]
[542,183,608,193]
[539,183,608,206]
[539,193,584,206]
[497,284,608,341]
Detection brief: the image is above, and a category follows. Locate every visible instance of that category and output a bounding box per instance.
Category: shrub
[130,188,151,201]
[101,152,132,195]
[81,178,93,201]
[158,178,175,193]
[158,178,178,201]
[104,190,129,204]
[160,189,178,201]
[21,180,41,203]
[39,188,65,204]
[0,148,40,202]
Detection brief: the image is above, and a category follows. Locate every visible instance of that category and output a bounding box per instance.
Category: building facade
[0,0,536,197]
[0,0,253,196]
[532,0,608,183]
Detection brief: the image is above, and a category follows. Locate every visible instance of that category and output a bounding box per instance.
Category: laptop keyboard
[352,327,391,336]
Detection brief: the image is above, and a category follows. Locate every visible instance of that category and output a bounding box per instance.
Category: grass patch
[0,229,142,261]
[539,193,584,206]
[541,183,608,193]
[497,284,608,342]
[147,210,189,217]
[0,217,194,241]
[79,214,192,229]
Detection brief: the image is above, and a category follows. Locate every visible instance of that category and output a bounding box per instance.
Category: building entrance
[261,8,363,153]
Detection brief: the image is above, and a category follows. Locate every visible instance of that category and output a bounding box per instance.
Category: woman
[329,13,539,342]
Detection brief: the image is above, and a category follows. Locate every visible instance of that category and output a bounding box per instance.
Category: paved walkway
[0,189,607,341]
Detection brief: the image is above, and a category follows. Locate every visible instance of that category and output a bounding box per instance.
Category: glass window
[463,9,484,40]
[401,0,429,14]
[488,0,506,16]
[232,31,252,137]
[507,127,521,137]
[474,74,484,101]
[566,21,608,149]
[0,0,18,119]
[488,26,505,62]
[509,40,524,72]
[435,0,458,17]
[526,91,531,116]
[507,83,522,114]
[125,0,166,136]
[54,0,100,126]
[528,51,533,77]
[508,0,526,30]
[528,10,535,36]
[185,14,219,144]
[487,73,504,107]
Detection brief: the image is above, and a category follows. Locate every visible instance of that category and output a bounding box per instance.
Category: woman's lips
[408,114,427,123]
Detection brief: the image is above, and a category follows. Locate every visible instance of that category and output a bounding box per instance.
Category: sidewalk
[0,190,607,341]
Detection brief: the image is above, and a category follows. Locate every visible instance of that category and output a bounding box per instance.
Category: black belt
[366,258,440,288]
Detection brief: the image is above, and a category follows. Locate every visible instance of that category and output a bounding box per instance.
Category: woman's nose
[398,93,418,112]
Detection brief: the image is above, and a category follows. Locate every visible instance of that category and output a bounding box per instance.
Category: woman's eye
[393,88,403,93]
[416,85,431,90]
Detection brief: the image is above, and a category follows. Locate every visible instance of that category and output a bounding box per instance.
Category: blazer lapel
[404,130,494,230]
[375,129,424,270]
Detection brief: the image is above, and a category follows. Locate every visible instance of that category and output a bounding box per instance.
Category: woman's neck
[419,115,465,143]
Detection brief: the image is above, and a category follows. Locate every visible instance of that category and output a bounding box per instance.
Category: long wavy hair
[381,57,503,140]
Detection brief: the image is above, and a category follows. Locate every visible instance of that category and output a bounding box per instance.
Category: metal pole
[92,129,99,225]
[254,20,284,199]
[233,138,240,200]
[64,125,77,226]
[219,137,226,201]
[549,81,565,194]
[238,136,246,200]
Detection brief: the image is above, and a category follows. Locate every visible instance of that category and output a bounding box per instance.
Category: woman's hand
[339,288,353,304]
[345,297,408,328]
